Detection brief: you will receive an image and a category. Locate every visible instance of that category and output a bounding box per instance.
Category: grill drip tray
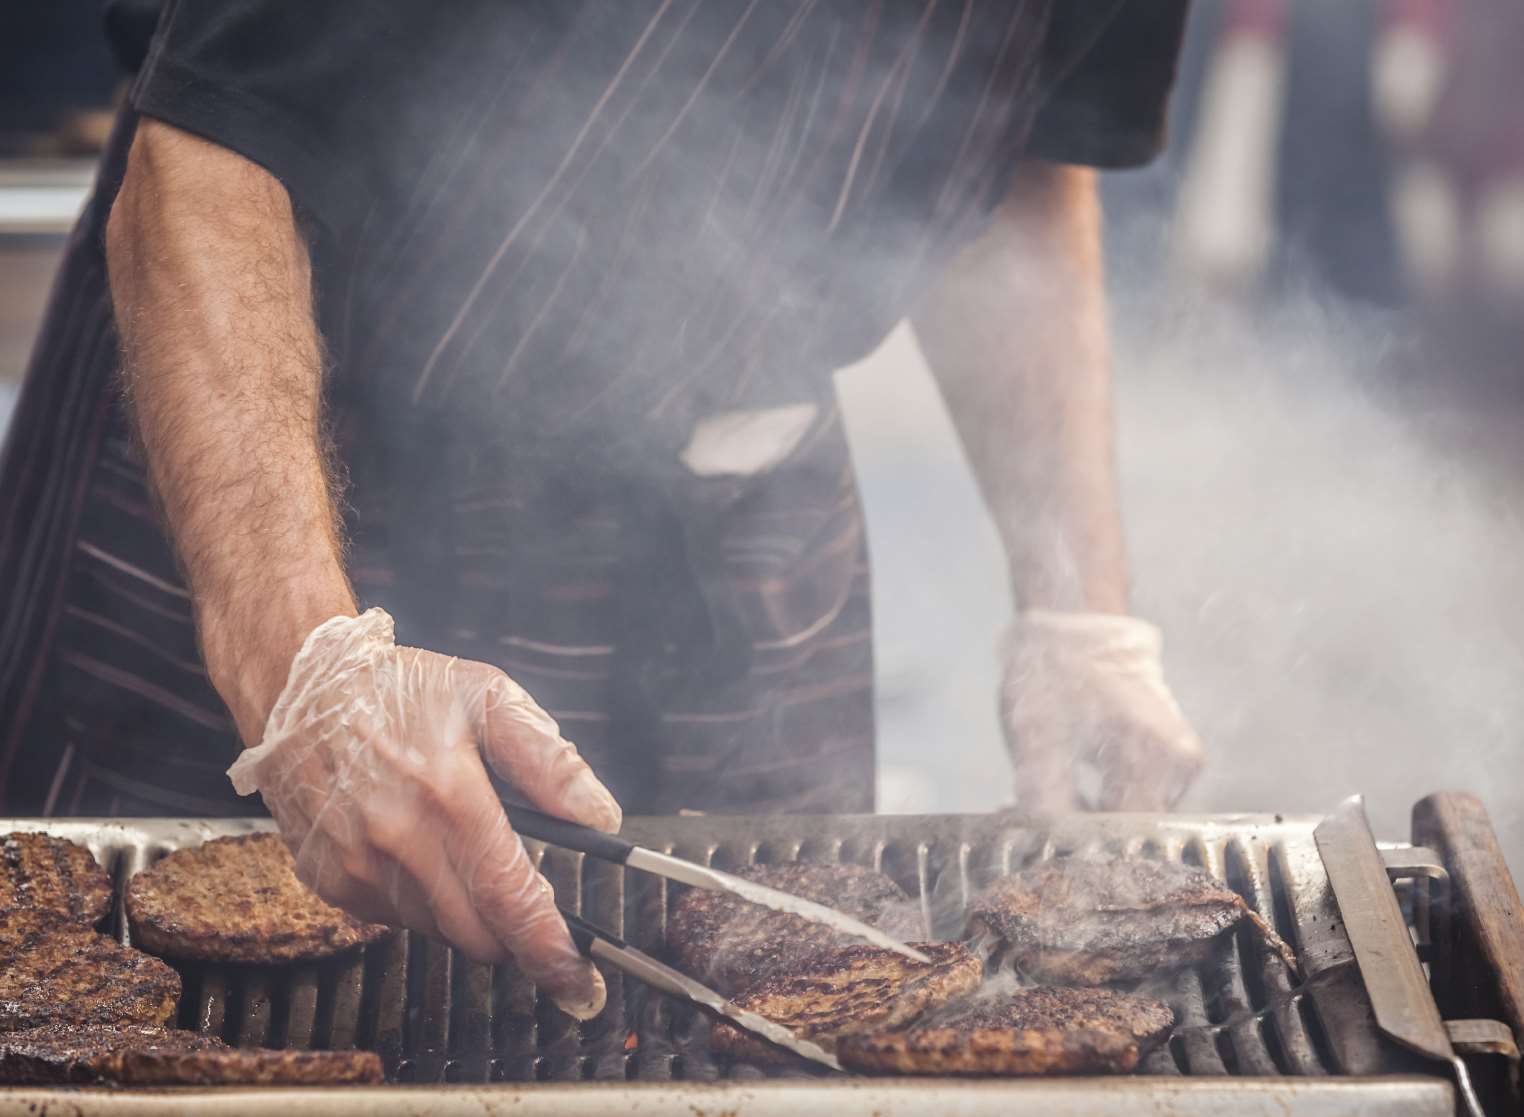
[0,813,1455,1116]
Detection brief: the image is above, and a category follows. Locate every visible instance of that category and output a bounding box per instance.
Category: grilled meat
[965,859,1299,984]
[837,985,1175,1075]
[122,1043,385,1086]
[668,863,926,995]
[0,1023,384,1085]
[0,831,112,924]
[0,1024,221,1085]
[126,833,390,963]
[711,941,980,1065]
[0,909,179,1032]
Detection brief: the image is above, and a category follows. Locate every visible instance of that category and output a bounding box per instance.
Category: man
[0,1,1201,1018]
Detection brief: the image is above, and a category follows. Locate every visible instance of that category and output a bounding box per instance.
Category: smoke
[348,4,1524,871]
[850,207,1524,878]
[1110,229,1524,876]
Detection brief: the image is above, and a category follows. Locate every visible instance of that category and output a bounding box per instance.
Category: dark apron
[0,109,874,816]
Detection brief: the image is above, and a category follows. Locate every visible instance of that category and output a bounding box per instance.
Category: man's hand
[1000,611,1204,814]
[228,608,621,1018]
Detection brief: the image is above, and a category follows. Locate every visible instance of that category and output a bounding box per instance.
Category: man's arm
[912,159,1126,615]
[106,118,354,744]
[913,158,1202,812]
[104,120,618,1016]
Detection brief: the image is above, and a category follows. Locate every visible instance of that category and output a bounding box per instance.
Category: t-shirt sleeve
[1025,0,1192,169]
[129,0,429,236]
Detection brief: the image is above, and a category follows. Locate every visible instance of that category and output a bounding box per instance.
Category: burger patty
[0,1023,384,1086]
[837,985,1176,1075]
[965,859,1299,985]
[711,941,981,1065]
[0,1024,221,1085]
[0,909,180,1032]
[126,833,391,964]
[668,863,926,996]
[0,832,112,925]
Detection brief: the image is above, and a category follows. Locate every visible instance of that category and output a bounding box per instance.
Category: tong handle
[558,905,628,957]
[505,804,634,864]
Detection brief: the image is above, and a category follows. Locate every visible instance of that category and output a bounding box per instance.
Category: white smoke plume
[846,217,1524,878]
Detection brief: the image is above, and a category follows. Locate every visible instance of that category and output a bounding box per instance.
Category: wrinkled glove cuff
[1002,610,1184,722]
[1010,609,1163,654]
[227,608,396,796]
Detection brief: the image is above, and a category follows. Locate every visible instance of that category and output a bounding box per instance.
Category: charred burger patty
[0,1023,384,1086]
[667,862,926,996]
[0,909,180,1033]
[710,941,981,1064]
[126,833,390,964]
[966,858,1298,984]
[837,985,1176,1075]
[0,832,112,925]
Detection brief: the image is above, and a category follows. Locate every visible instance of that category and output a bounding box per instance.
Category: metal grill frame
[0,813,1456,1117]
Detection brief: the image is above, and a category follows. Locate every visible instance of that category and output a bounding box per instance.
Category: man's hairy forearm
[913,160,1128,615]
[106,119,355,743]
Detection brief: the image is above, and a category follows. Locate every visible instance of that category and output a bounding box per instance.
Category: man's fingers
[363,791,506,965]
[1096,744,1166,811]
[1161,735,1206,809]
[1005,713,1081,816]
[325,865,444,943]
[442,761,606,1020]
[1098,767,1171,811]
[474,671,622,834]
[376,858,449,942]
[1010,741,1082,813]
[289,832,448,941]
[476,847,606,1020]
[1012,762,1082,815]
[1095,726,1203,811]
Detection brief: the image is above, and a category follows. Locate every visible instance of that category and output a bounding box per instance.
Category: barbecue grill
[1,791,1519,1115]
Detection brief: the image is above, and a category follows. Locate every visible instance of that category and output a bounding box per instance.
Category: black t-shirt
[108,0,1189,456]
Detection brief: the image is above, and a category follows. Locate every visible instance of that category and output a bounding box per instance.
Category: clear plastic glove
[227,608,620,1019]
[1000,610,1204,814]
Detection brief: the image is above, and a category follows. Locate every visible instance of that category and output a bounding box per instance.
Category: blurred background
[3,0,1521,871]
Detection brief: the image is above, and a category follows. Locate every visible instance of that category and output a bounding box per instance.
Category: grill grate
[12,814,1424,1085]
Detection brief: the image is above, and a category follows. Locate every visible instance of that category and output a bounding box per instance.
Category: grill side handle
[1413,792,1524,1051]
[1315,796,1454,1063]
[1317,797,1488,1117]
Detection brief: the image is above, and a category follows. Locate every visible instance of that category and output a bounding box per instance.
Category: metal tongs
[505,805,928,1070]
[505,805,927,962]
[558,905,843,1070]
